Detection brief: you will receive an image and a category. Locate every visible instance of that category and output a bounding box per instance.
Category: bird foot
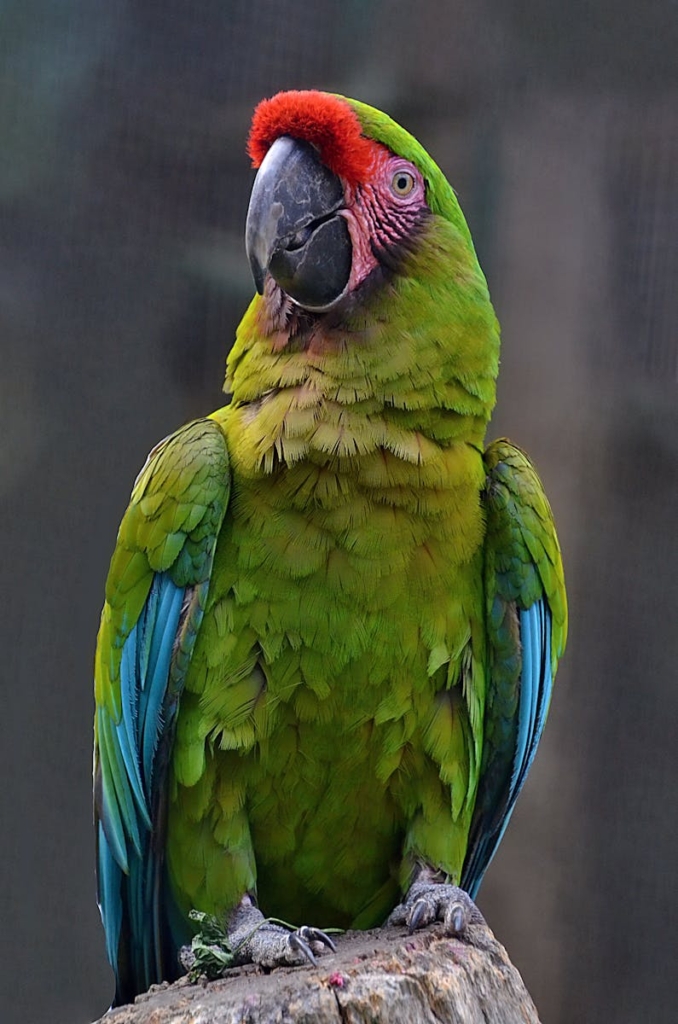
[387,876,485,936]
[227,895,336,970]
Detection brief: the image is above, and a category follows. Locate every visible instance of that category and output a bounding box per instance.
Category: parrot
[93,89,567,1005]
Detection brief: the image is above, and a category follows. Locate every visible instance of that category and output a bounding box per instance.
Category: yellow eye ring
[391,170,415,197]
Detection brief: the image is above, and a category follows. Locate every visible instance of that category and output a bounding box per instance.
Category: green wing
[94,417,230,1005]
[461,439,567,895]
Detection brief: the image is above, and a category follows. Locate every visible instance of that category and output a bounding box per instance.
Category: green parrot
[94,90,567,1005]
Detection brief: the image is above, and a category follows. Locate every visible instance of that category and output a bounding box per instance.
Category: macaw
[94,90,567,1005]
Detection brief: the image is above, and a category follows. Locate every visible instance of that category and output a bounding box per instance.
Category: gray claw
[444,897,469,934]
[298,926,337,953]
[288,930,318,966]
[225,896,337,970]
[389,879,485,938]
[407,898,431,934]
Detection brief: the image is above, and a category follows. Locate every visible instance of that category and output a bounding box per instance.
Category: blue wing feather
[139,579,184,789]
[463,598,554,898]
[118,634,149,826]
[97,738,130,872]
[533,609,552,746]
[513,602,553,798]
[99,710,143,858]
[96,571,187,1002]
[97,822,124,969]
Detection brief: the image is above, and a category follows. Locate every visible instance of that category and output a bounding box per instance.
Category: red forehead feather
[247,90,377,185]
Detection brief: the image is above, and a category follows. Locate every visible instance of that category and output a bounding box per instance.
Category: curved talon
[407,898,431,934]
[393,880,484,938]
[445,898,468,934]
[297,926,337,953]
[226,897,337,970]
[288,931,318,966]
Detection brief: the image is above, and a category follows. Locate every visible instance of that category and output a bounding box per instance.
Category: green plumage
[94,92,567,997]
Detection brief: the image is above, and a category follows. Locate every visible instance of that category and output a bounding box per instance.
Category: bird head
[245,90,470,314]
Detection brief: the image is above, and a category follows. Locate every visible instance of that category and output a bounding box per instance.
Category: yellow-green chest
[167,405,488,926]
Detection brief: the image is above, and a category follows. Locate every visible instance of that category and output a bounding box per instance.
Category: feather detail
[248,91,377,185]
[461,439,566,897]
[94,418,231,1004]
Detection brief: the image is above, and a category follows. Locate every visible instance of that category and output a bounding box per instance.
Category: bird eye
[391,170,416,197]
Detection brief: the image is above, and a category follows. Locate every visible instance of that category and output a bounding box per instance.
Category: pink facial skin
[340,145,428,294]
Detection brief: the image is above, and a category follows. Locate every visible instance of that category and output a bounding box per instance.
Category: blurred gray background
[1,1,677,1021]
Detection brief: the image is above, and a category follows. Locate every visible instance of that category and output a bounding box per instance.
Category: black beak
[245,136,352,311]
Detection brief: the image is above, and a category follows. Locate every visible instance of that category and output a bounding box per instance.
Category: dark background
[1,2,677,1021]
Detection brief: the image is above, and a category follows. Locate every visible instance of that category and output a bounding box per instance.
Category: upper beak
[245,136,352,311]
